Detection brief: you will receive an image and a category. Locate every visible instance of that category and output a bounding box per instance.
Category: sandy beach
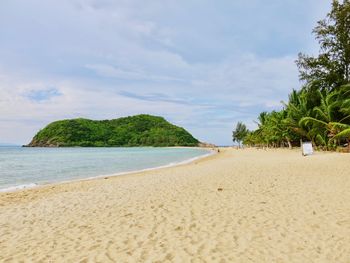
[1,148,350,262]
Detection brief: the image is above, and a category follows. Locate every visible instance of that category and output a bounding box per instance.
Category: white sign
[302,142,313,156]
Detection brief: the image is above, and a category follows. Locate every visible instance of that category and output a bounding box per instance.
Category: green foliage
[232,122,249,146]
[240,86,350,150]
[296,0,350,91]
[237,1,350,150]
[28,115,199,147]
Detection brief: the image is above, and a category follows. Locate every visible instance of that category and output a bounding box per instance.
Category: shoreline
[1,148,349,262]
[0,147,216,194]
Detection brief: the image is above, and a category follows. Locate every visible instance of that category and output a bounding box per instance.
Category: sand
[1,148,350,263]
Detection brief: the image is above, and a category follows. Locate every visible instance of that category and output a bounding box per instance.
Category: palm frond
[333,128,350,139]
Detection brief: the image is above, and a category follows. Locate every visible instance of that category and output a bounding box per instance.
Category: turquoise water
[0,147,210,191]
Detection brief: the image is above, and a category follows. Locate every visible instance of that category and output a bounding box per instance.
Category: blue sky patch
[24,88,62,102]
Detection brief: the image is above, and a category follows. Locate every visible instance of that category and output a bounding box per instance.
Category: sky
[0,0,331,146]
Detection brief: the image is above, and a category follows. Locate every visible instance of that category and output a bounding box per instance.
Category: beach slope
[1,148,350,262]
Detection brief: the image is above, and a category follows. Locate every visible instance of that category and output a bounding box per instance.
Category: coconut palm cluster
[236,1,350,151]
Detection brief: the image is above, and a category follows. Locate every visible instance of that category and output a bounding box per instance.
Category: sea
[0,146,211,192]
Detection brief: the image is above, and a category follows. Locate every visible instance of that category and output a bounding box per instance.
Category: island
[26,114,199,147]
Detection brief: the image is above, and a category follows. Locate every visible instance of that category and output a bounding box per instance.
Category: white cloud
[0,0,331,145]
[85,64,185,82]
[0,53,302,145]
[0,69,203,144]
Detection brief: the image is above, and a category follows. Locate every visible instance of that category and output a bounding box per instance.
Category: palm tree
[232,122,249,148]
[261,111,290,148]
[331,122,350,150]
[299,90,341,149]
[330,87,350,150]
[283,90,313,142]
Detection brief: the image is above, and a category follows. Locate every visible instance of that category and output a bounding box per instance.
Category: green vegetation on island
[234,0,350,151]
[27,114,199,147]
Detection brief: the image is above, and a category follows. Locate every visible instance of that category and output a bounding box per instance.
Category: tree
[232,122,249,147]
[296,0,350,92]
[27,115,200,147]
[283,90,313,141]
[268,110,295,149]
[299,90,342,149]
[238,2,350,152]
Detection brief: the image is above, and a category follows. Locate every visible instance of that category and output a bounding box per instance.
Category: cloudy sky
[0,0,331,145]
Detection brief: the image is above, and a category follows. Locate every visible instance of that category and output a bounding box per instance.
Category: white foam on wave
[0,183,38,193]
